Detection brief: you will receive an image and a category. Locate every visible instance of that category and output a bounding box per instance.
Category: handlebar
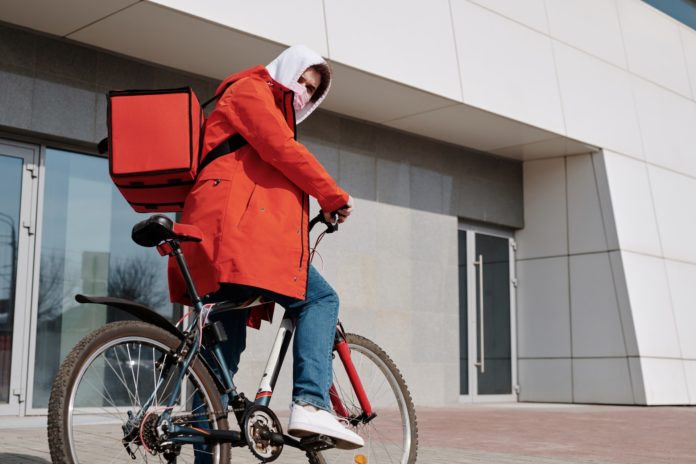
[309,208,344,234]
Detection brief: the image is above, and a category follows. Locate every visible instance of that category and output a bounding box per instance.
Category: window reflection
[33,148,173,408]
[0,156,22,404]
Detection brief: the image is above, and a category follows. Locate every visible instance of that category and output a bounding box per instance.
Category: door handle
[473,254,485,373]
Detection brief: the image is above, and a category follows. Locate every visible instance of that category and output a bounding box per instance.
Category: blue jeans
[193,265,339,462]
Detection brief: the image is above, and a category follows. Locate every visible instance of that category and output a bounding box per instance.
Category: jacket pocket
[236,182,257,227]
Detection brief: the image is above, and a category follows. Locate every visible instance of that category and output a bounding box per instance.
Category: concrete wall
[237,203,460,407]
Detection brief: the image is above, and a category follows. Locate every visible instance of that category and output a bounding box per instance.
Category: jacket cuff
[320,192,350,213]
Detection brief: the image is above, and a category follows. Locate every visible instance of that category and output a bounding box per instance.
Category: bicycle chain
[169,409,229,424]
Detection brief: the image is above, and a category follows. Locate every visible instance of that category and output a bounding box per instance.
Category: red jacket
[168,66,349,324]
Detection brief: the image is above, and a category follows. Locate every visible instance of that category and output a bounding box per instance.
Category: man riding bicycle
[168,45,363,459]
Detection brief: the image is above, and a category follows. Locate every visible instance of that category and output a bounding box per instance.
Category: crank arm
[167,424,245,446]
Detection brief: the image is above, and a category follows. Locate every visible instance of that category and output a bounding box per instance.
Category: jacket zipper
[280,88,309,295]
[286,92,304,270]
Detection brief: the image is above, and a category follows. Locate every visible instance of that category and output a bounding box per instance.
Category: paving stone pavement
[0,403,694,463]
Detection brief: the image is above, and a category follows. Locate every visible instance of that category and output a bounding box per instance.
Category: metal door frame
[458,221,518,403]
[0,140,40,415]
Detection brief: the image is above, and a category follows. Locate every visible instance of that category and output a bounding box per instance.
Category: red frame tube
[333,340,373,417]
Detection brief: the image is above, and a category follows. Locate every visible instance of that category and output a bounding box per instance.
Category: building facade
[0,0,695,416]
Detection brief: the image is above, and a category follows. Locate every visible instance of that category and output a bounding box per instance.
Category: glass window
[643,0,696,31]
[33,148,174,408]
[0,155,22,404]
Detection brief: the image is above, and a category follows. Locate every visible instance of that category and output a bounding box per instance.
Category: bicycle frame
[143,238,375,448]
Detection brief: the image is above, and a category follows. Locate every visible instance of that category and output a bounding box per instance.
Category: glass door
[0,142,39,415]
[459,227,517,401]
[26,148,175,412]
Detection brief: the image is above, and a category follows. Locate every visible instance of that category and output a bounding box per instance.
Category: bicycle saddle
[131,214,203,247]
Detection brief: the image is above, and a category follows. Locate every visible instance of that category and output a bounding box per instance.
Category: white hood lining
[266,44,331,124]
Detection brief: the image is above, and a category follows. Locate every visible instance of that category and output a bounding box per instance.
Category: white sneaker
[287,402,365,450]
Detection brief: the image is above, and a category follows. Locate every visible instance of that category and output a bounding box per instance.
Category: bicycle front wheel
[317,333,418,464]
[48,320,230,464]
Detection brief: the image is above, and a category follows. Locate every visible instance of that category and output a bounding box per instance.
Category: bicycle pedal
[300,434,335,450]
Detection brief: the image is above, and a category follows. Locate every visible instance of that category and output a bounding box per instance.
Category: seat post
[170,240,203,306]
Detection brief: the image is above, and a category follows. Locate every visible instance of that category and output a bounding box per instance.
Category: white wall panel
[639,357,690,405]
[467,0,549,34]
[648,166,696,263]
[516,158,567,259]
[324,0,461,100]
[633,77,696,179]
[70,3,287,80]
[545,0,627,68]
[573,358,634,404]
[681,26,696,102]
[683,360,696,404]
[621,252,680,358]
[553,40,643,158]
[385,103,554,152]
[609,252,639,356]
[518,359,572,402]
[616,0,693,98]
[626,357,646,404]
[570,253,626,358]
[325,63,455,124]
[665,260,696,360]
[450,1,565,134]
[592,152,620,251]
[566,155,608,254]
[517,257,571,358]
[603,151,662,256]
[147,0,329,55]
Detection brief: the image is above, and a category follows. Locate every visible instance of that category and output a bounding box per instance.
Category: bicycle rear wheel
[317,333,418,464]
[48,320,230,463]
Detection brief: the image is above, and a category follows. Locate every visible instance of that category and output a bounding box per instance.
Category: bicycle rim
[65,335,222,463]
[319,335,417,464]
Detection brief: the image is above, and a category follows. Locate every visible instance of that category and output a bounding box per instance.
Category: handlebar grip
[309,210,341,234]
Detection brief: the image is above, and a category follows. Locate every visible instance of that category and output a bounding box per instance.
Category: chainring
[242,405,284,462]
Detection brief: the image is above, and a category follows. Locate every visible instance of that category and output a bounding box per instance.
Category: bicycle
[47,212,418,463]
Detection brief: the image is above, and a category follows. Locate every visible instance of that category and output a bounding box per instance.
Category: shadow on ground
[0,453,50,463]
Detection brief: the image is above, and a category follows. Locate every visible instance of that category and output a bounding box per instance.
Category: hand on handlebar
[323,195,354,225]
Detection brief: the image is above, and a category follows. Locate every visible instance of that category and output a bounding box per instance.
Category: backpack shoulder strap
[201,79,237,109]
[197,133,248,175]
[197,79,249,176]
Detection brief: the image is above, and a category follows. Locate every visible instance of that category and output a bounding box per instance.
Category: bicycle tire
[315,333,418,464]
[48,320,231,464]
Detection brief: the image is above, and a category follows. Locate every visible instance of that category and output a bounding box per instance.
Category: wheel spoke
[52,329,228,464]
[322,336,417,464]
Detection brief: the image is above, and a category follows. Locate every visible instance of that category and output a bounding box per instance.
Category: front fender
[75,294,183,339]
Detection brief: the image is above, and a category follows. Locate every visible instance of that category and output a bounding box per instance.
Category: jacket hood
[214,64,269,96]
[266,44,331,124]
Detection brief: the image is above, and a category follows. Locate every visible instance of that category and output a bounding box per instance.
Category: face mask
[289,81,311,111]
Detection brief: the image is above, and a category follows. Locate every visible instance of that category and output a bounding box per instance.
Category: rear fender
[74,294,228,393]
[75,294,183,339]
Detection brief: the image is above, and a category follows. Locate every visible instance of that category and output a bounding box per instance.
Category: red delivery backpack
[105,85,246,213]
